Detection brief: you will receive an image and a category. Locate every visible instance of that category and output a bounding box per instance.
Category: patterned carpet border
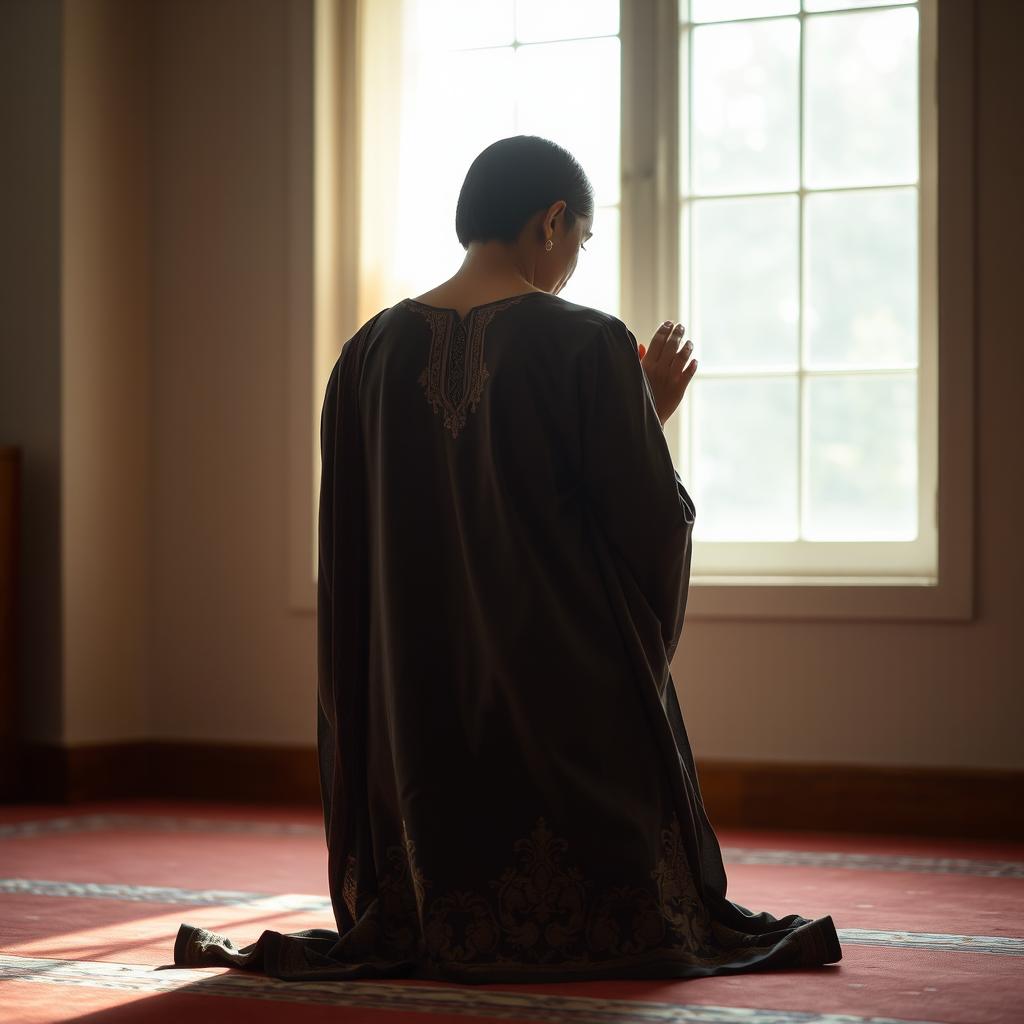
[1,878,1020,957]
[1,814,1020,879]
[0,953,951,1024]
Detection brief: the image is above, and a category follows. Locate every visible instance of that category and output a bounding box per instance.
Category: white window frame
[287,0,974,622]
[621,0,972,621]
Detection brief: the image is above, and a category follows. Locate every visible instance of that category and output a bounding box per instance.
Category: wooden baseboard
[16,740,321,806]
[693,760,1023,842]
[9,741,1022,841]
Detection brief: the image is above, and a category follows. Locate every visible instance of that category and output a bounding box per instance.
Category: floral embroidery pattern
[490,817,589,963]
[425,888,502,962]
[341,853,359,923]
[338,809,762,971]
[407,297,527,440]
[651,814,716,950]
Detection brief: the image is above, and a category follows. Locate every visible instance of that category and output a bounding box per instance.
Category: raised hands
[638,322,697,427]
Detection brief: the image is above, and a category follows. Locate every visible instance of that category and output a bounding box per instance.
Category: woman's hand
[638,322,696,427]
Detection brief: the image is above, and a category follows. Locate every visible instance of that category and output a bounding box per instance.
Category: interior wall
[150,0,316,743]
[0,0,65,744]
[146,0,1021,767]
[61,0,152,744]
[0,0,153,746]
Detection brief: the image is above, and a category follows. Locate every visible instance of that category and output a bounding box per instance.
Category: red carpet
[1,800,1020,1022]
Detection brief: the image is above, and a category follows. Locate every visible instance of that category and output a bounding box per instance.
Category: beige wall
[150,0,316,744]
[4,0,1021,766]
[1,0,151,745]
[1,0,65,743]
[62,0,152,743]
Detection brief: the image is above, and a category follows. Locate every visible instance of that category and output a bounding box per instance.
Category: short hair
[454,135,595,250]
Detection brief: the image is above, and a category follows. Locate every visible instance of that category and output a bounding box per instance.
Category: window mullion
[621,0,682,462]
[798,4,806,541]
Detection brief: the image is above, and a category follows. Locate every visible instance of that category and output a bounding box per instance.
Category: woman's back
[172,131,841,982]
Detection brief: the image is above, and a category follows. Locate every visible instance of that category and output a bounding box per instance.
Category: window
[290,0,973,621]
[390,0,624,317]
[677,0,937,585]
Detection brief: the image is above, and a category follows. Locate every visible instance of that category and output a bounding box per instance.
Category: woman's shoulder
[359,293,629,356]
[508,295,634,354]
[543,298,635,358]
[540,294,623,331]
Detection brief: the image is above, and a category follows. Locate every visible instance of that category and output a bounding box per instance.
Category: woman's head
[454,135,595,294]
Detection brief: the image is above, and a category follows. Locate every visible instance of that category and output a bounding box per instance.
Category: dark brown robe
[174,291,842,982]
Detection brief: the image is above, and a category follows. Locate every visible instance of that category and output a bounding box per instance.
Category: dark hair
[454,135,594,250]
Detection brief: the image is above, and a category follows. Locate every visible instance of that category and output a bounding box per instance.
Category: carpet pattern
[1,800,1020,1023]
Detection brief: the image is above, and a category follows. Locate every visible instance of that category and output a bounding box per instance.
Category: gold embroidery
[374,829,429,957]
[341,852,358,923]
[586,884,666,957]
[491,816,589,963]
[339,809,767,969]
[424,889,501,962]
[650,813,716,949]
[409,297,526,440]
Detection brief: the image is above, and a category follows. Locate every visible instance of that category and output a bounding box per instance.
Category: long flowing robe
[174,291,842,982]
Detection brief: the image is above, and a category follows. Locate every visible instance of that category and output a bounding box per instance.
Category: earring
[545,239,554,251]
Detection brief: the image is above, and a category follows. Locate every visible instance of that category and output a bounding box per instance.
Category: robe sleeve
[579,317,696,659]
[316,351,342,731]
[316,313,385,899]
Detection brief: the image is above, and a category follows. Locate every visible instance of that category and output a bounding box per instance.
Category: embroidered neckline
[408,291,542,440]
[401,290,547,326]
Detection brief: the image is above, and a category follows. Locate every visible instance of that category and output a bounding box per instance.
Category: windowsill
[294,570,971,623]
[686,571,971,622]
[692,575,937,586]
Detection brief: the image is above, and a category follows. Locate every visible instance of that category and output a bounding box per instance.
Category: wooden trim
[10,741,1020,841]
[0,447,21,802]
[16,741,321,806]
[695,759,1019,842]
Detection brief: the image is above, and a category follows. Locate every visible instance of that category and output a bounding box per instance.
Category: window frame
[288,0,974,622]
[620,0,972,620]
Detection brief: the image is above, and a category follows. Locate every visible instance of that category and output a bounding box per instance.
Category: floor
[0,800,1019,1023]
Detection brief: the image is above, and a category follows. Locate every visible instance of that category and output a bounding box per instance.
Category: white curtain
[317,0,427,383]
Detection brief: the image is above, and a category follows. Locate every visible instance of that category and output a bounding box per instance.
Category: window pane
[805,7,918,188]
[805,188,918,370]
[516,37,620,205]
[690,195,798,369]
[805,374,918,540]
[693,376,799,540]
[396,48,516,284]
[410,0,514,50]
[688,0,798,22]
[690,18,799,195]
[805,0,914,10]
[561,205,619,316]
[516,0,618,42]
